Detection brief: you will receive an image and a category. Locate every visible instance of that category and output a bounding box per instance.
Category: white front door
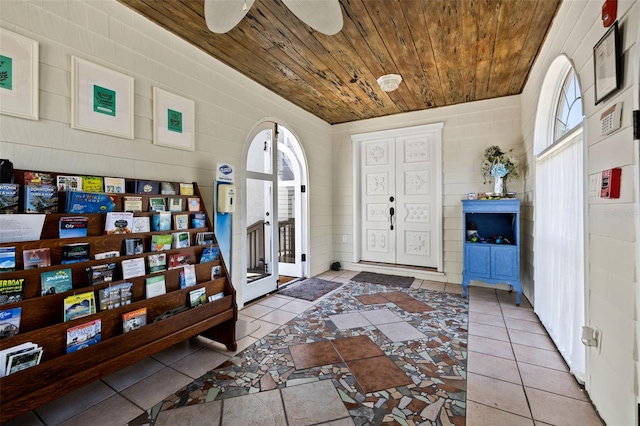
[356,124,442,269]
[244,123,278,303]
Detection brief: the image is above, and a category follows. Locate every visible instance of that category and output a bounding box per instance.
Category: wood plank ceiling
[118,0,561,125]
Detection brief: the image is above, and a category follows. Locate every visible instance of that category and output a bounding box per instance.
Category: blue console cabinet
[462,199,522,305]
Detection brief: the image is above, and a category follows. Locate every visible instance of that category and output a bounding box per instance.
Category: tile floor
[4,270,604,426]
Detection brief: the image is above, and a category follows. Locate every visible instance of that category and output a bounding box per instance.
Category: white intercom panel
[600,102,622,135]
[217,184,236,213]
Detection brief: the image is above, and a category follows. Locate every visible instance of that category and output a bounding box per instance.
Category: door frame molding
[351,123,444,272]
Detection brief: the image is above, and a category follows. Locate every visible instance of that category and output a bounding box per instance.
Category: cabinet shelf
[0,169,236,423]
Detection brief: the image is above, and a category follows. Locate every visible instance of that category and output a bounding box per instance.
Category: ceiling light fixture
[205,0,343,35]
[377,74,402,92]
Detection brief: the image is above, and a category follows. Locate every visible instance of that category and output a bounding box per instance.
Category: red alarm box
[600,168,621,198]
[602,0,617,27]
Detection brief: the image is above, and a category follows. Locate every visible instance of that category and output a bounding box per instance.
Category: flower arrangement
[481,145,519,185]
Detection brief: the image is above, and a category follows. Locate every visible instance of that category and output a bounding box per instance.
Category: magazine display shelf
[0,170,237,423]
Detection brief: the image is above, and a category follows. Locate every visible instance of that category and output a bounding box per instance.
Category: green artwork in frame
[0,55,13,90]
[93,84,116,116]
[167,108,183,133]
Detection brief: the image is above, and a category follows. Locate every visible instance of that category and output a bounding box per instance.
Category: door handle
[389,207,395,230]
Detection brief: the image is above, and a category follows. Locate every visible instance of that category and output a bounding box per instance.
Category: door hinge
[301,254,306,261]
[301,185,306,193]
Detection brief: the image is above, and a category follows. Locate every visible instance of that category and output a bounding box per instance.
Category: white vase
[494,176,504,195]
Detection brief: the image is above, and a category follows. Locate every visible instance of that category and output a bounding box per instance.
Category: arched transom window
[553,68,583,141]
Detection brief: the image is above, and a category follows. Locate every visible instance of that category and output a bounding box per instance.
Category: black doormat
[351,271,414,288]
[278,278,343,301]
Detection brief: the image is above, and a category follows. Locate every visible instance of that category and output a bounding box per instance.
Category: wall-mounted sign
[216,163,235,183]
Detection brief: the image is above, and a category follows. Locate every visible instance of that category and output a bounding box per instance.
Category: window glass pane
[554,69,583,141]
[247,129,272,174]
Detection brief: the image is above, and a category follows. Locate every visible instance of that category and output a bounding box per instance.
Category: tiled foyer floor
[5,270,603,426]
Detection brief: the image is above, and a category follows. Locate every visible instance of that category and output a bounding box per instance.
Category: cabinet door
[464,245,491,278]
[491,245,518,280]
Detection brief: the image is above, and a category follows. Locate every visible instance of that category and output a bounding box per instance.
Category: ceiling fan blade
[204,0,256,34]
[282,0,343,35]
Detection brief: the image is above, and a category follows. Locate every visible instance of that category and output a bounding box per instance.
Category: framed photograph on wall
[0,29,39,120]
[71,56,134,139]
[593,21,620,105]
[153,87,195,151]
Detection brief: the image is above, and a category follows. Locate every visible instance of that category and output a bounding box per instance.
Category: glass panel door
[244,124,278,303]
[277,144,302,277]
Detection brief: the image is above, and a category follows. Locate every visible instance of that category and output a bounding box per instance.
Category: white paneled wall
[0,0,333,304]
[332,96,523,283]
[520,0,639,424]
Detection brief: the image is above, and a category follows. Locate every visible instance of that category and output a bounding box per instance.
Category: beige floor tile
[360,308,403,325]
[257,295,292,309]
[120,367,193,410]
[467,372,531,418]
[338,270,359,279]
[240,303,275,319]
[279,299,314,314]
[470,311,506,327]
[469,291,499,302]
[236,318,261,339]
[469,287,497,297]
[519,363,587,401]
[467,351,521,384]
[506,318,548,335]
[248,318,282,338]
[445,283,463,294]
[501,307,539,322]
[58,394,143,426]
[169,348,229,379]
[526,387,603,426]
[469,298,501,308]
[330,276,353,284]
[466,401,534,426]
[260,309,299,325]
[151,339,204,365]
[508,329,556,351]
[468,302,503,316]
[376,321,426,342]
[468,335,515,360]
[329,312,371,329]
[411,278,423,288]
[420,280,446,292]
[223,389,286,426]
[210,335,259,356]
[155,400,222,426]
[497,291,533,308]
[2,410,43,426]
[469,322,510,342]
[102,356,165,391]
[34,380,115,425]
[512,343,568,372]
[282,379,350,426]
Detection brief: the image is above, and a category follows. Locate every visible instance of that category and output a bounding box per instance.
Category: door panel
[361,138,396,262]
[465,245,491,278]
[395,133,437,267]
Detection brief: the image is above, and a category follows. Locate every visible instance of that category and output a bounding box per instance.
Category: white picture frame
[71,56,134,139]
[153,87,195,151]
[0,29,39,120]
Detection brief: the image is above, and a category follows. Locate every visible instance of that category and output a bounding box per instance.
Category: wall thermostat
[600,102,622,135]
[600,168,621,198]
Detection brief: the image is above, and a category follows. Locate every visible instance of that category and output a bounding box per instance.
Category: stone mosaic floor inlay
[155,281,468,425]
